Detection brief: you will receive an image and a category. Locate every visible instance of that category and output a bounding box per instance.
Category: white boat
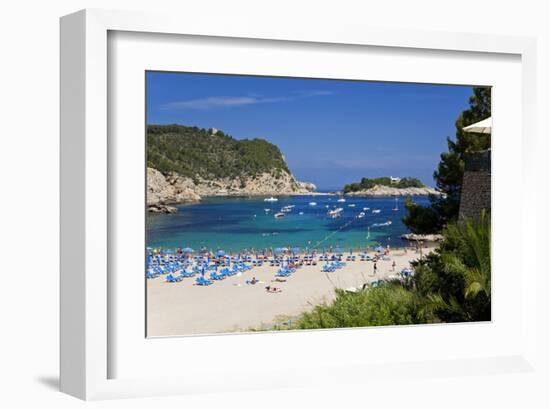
[357,212,365,218]
[327,208,343,218]
[372,209,381,214]
[274,212,285,218]
[280,205,294,213]
[348,204,356,207]
[308,202,317,206]
[264,197,278,202]
[363,207,370,211]
[372,220,392,227]
[299,212,304,215]
[264,208,271,212]
[337,198,346,203]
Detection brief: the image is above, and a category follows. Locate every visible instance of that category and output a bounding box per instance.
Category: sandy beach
[146,246,435,337]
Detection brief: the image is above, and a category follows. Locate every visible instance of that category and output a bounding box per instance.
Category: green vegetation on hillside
[147,124,291,180]
[343,177,424,193]
[284,211,490,330]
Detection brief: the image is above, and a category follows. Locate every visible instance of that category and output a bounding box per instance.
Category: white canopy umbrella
[463,117,492,134]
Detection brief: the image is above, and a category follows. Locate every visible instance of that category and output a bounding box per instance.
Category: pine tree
[403,87,491,233]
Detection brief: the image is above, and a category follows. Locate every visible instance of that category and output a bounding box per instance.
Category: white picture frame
[60,8,538,400]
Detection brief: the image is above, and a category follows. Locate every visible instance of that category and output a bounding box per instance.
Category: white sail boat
[393,197,399,211]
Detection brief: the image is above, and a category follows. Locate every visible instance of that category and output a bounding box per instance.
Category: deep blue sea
[146,195,430,253]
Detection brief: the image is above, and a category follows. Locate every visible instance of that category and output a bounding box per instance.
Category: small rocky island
[147,124,315,213]
[342,176,440,197]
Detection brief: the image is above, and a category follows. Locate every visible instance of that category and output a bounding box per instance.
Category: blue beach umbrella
[216,250,226,257]
[274,247,288,253]
[374,246,384,253]
[182,247,194,253]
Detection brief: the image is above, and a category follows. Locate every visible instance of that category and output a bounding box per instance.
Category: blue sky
[146,72,473,190]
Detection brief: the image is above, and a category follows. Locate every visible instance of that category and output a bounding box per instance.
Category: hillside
[146,125,315,211]
[147,124,291,181]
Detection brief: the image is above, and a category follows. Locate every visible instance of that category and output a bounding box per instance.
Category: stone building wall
[458,170,491,219]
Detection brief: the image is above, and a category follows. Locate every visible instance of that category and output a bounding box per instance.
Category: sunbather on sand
[265,286,282,293]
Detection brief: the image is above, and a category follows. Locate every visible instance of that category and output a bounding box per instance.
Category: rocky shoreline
[400,233,444,242]
[345,185,440,197]
[147,167,316,212]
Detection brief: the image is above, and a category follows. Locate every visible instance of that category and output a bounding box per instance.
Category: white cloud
[162,90,334,110]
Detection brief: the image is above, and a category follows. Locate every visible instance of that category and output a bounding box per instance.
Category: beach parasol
[274,247,288,253]
[374,246,384,253]
[463,117,492,134]
[216,250,226,257]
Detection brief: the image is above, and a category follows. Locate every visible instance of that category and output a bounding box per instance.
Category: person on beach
[392,260,396,271]
[373,262,378,275]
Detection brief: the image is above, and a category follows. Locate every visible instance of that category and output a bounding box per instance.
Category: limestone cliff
[147,167,315,212]
[147,168,200,212]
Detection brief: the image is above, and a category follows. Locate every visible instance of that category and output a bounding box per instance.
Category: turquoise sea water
[146,195,430,253]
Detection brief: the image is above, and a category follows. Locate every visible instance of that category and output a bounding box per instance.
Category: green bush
[412,211,491,322]
[295,287,418,329]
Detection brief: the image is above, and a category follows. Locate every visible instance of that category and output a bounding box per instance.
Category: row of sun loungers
[275,266,296,277]
[321,261,347,273]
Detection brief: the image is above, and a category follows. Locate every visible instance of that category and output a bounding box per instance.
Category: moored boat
[327,208,343,218]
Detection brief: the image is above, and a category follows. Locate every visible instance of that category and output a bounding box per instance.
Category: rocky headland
[146,124,316,213]
[345,185,440,197]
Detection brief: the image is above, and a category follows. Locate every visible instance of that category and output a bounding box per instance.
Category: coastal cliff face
[147,167,315,211]
[147,168,200,212]
[345,185,440,197]
[193,171,315,197]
